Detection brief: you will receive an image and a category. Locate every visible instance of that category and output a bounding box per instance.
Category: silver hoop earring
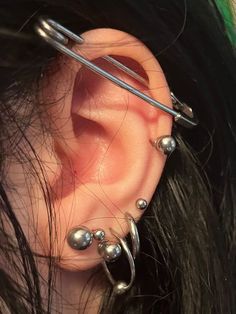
[125,213,140,259]
[102,229,135,295]
[66,214,140,294]
[99,213,139,295]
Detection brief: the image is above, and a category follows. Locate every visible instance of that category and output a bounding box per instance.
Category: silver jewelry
[125,213,140,259]
[66,213,139,294]
[103,229,135,295]
[93,229,106,241]
[153,135,176,155]
[98,213,139,294]
[98,241,122,262]
[35,18,198,129]
[67,226,93,250]
[135,198,148,210]
[66,225,122,264]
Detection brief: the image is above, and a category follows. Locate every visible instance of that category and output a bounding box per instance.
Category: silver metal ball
[93,229,105,241]
[98,241,122,262]
[113,281,128,295]
[136,198,148,210]
[67,227,93,250]
[155,136,176,155]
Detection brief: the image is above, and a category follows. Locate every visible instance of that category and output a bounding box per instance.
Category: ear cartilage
[35,17,198,129]
[154,135,176,155]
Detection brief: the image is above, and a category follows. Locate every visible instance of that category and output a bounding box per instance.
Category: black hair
[0,1,235,313]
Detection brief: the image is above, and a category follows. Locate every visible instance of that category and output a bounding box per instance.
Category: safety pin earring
[35,17,198,129]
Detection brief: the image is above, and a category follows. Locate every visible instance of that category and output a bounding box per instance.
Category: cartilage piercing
[153,135,176,155]
[35,17,198,129]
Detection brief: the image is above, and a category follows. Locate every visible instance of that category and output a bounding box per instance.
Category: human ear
[39,28,173,271]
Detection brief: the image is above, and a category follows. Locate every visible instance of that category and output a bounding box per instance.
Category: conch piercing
[35,18,198,129]
[153,135,176,155]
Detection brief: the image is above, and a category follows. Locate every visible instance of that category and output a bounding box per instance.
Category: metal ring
[125,212,140,259]
[102,229,135,294]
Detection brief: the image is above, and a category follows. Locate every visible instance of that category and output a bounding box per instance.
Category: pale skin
[5,28,173,313]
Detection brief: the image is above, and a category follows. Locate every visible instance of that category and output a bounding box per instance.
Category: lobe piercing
[93,229,106,241]
[98,242,122,262]
[67,226,93,250]
[65,212,139,294]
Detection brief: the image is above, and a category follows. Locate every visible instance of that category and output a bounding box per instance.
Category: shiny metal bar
[35,18,198,128]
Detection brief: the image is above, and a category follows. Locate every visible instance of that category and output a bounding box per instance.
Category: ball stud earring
[153,135,176,155]
[93,229,106,241]
[135,198,148,210]
[98,241,122,262]
[67,226,93,250]
[65,212,140,295]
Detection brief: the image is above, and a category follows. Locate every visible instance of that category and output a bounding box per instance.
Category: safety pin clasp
[35,18,198,129]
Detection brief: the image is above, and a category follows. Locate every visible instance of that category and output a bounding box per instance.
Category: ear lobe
[40,28,173,271]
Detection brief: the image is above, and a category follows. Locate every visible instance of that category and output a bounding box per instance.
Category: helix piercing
[153,135,176,155]
[135,198,148,210]
[35,17,198,129]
